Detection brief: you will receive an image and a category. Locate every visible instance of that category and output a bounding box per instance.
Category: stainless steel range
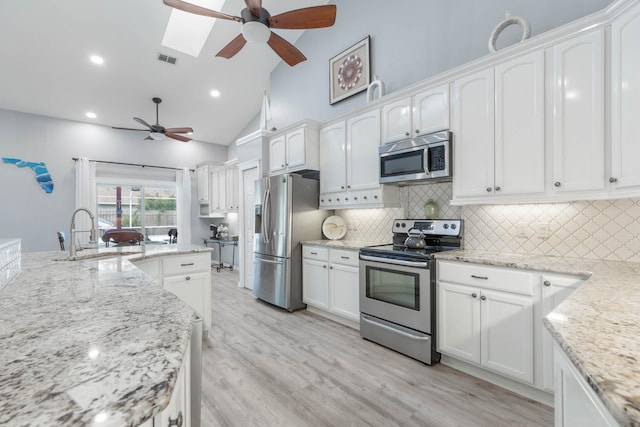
[359,219,463,364]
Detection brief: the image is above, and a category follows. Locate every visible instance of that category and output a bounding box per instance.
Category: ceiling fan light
[241,22,270,44]
[149,132,165,140]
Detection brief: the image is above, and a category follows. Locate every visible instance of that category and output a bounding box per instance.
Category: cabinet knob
[543,280,551,287]
[554,181,561,187]
[320,199,325,203]
[186,276,191,281]
[364,196,368,200]
[345,197,349,201]
[609,177,618,183]
[405,131,410,136]
[471,293,477,298]
[354,197,358,200]
[480,295,487,301]
[341,185,345,189]
[168,411,183,427]
[374,195,379,199]
[347,185,351,189]
[285,163,289,166]
[323,265,327,269]
[486,187,492,192]
[281,164,285,168]
[329,266,333,269]
[415,129,420,134]
[495,186,501,191]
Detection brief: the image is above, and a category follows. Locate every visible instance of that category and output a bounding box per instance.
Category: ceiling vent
[157,53,177,65]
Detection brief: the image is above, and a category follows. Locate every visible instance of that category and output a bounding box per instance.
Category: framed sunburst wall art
[329,36,371,104]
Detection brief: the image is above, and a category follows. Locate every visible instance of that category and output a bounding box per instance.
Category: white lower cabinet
[132,252,212,335]
[302,245,360,326]
[554,342,619,427]
[437,260,588,396]
[153,341,191,427]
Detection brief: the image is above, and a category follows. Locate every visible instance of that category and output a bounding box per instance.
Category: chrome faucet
[70,207,97,258]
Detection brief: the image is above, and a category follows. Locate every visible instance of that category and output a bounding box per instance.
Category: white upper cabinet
[268,121,319,176]
[319,121,346,194]
[196,164,210,203]
[452,68,496,198]
[611,3,640,192]
[382,84,450,143]
[453,51,545,202]
[319,109,399,210]
[551,30,605,193]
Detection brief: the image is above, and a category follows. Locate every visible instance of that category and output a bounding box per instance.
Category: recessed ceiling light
[210,89,221,98]
[86,112,97,119]
[90,55,104,65]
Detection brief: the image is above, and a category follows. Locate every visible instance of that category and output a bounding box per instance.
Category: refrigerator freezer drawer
[253,254,305,312]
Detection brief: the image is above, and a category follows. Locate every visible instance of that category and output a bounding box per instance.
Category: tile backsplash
[337,182,640,263]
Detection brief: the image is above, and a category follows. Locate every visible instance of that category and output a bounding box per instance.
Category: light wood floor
[201,269,553,427]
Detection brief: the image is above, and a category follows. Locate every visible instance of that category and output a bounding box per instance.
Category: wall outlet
[532,222,550,239]
[516,222,531,238]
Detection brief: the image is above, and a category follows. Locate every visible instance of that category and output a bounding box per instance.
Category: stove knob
[401,222,406,228]
[395,222,400,228]
[443,224,449,229]
[451,224,457,230]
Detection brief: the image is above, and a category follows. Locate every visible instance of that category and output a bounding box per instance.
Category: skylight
[161,0,227,57]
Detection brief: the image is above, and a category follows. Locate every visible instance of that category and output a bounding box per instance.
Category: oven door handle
[361,315,430,341]
[359,254,429,268]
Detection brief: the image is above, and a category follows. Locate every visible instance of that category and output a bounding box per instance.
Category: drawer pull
[310,252,318,255]
[471,275,488,280]
[340,256,350,260]
[180,263,194,267]
[168,412,183,427]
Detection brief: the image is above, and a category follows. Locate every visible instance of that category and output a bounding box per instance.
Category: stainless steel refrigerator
[253,173,330,311]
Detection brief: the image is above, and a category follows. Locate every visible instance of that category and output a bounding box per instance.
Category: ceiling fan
[112,97,194,142]
[163,0,337,66]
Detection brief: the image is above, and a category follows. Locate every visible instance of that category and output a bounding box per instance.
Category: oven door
[359,255,431,333]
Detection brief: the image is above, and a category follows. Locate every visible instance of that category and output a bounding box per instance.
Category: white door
[480,289,534,384]
[551,30,605,192]
[437,281,481,364]
[242,166,258,290]
[494,50,545,196]
[452,68,495,198]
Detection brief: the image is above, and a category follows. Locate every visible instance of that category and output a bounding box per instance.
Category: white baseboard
[306,306,360,330]
[440,355,554,407]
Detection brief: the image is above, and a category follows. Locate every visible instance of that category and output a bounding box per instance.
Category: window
[96,183,177,244]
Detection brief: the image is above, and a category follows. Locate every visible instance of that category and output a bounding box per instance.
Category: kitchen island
[435,250,640,427]
[0,243,211,426]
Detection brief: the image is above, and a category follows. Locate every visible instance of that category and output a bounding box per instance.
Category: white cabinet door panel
[612,4,640,190]
[453,69,495,197]
[286,127,306,169]
[269,135,287,174]
[495,50,545,195]
[437,281,481,363]
[413,84,450,136]
[319,122,346,194]
[480,289,534,384]
[552,30,605,192]
[382,97,412,143]
[302,259,329,310]
[347,109,381,192]
[329,263,360,322]
[164,272,210,331]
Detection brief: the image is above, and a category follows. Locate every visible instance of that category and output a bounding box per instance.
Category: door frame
[238,159,261,289]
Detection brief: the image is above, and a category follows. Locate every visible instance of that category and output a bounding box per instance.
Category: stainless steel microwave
[379,131,452,184]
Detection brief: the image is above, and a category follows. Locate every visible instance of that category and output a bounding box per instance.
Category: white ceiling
[0,0,328,146]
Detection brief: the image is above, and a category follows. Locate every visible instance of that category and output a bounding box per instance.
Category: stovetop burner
[360,219,463,262]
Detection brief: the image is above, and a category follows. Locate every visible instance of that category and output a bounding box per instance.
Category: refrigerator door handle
[263,188,271,244]
[255,256,284,265]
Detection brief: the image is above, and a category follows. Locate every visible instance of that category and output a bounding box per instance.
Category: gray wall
[0,108,227,252]
[267,0,613,127]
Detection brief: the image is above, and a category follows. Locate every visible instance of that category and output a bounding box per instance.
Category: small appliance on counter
[215,223,229,240]
[209,224,218,239]
[359,218,463,365]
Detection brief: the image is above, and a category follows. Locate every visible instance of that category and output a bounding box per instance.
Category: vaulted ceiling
[0,0,329,145]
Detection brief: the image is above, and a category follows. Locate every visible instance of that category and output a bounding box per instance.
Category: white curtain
[176,167,192,245]
[74,157,97,245]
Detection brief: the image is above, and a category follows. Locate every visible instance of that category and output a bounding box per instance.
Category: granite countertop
[302,239,388,250]
[0,244,211,426]
[435,249,640,427]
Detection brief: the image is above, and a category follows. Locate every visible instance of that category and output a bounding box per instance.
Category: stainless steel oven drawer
[360,313,433,365]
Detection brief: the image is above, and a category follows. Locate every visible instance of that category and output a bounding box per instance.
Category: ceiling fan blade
[163,0,242,22]
[165,127,194,134]
[133,117,153,129]
[216,34,247,59]
[165,132,191,142]
[269,5,337,30]
[267,32,306,66]
[244,0,262,18]
[112,126,149,132]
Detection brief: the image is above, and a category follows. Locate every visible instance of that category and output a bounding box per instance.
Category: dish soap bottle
[423,199,439,219]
